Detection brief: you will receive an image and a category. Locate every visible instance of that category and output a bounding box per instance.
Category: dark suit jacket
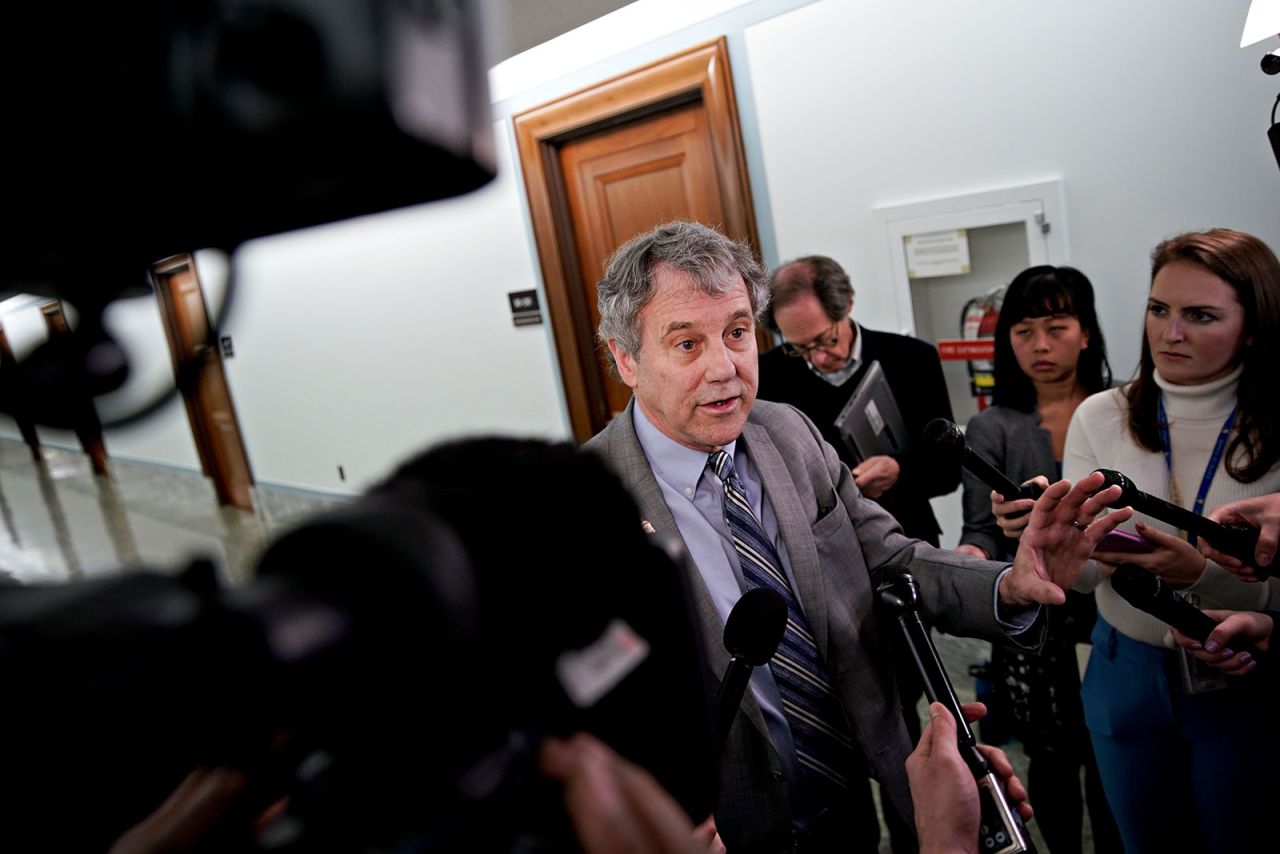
[586,399,1036,853]
[758,326,960,544]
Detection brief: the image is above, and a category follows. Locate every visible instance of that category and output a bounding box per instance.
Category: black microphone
[924,418,1043,501]
[713,588,787,760]
[924,419,1042,522]
[877,570,1035,854]
[1111,564,1229,644]
[1093,469,1266,578]
[1111,563,1264,675]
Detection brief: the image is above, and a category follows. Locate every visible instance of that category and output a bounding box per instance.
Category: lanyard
[1157,397,1237,547]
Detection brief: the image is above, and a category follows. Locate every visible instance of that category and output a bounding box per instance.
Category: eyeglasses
[781,321,843,358]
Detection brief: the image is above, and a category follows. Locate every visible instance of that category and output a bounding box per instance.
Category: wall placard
[905,229,971,278]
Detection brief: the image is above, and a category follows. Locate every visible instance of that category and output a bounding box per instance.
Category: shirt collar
[632,400,739,496]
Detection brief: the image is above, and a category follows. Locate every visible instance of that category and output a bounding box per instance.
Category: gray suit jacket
[586,399,1037,852]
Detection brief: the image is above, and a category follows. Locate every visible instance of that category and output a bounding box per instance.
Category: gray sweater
[959,406,1056,561]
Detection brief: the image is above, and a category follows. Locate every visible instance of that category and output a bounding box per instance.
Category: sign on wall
[904,229,971,278]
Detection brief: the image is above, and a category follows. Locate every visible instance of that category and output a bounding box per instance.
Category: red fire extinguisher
[960,287,1004,410]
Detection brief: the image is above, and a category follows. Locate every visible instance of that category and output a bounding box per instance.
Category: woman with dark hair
[1061,229,1280,852]
[955,265,1121,854]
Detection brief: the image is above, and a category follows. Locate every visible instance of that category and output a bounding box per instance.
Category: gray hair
[762,255,854,332]
[596,221,768,368]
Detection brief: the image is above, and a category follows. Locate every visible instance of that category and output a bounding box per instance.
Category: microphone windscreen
[923,418,965,456]
[724,588,787,666]
[1094,468,1137,501]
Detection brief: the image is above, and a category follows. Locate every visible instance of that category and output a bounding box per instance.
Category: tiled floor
[0,439,342,587]
[2,438,1084,852]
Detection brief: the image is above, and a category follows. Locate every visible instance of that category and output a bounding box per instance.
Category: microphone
[1111,564,1230,645]
[877,570,1035,854]
[1111,563,1263,677]
[1093,469,1266,577]
[924,418,1043,516]
[713,588,787,760]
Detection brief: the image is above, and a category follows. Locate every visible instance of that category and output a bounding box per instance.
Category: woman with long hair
[955,265,1121,854]
[1062,228,1280,852]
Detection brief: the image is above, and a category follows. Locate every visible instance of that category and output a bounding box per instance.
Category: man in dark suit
[585,221,1129,853]
[758,256,957,546]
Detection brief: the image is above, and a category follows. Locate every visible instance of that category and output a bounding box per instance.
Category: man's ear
[607,339,639,388]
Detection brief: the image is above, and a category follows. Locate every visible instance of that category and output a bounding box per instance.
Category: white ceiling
[487,0,635,63]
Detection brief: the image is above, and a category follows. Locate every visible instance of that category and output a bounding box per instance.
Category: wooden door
[558,102,729,417]
[0,326,42,459]
[40,301,108,475]
[515,38,762,442]
[151,254,255,510]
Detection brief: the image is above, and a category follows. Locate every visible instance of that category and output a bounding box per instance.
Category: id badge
[1176,645,1228,694]
[1175,592,1227,695]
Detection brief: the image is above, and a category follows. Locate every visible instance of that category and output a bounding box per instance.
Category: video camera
[0,438,717,851]
[1,0,497,426]
[1,5,717,847]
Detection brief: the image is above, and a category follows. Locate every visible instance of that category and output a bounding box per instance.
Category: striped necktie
[708,450,856,799]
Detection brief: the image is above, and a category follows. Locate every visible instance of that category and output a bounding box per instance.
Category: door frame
[150,253,256,510]
[513,37,760,442]
[870,180,1069,335]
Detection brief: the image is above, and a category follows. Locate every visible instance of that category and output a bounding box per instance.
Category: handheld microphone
[1111,563,1263,678]
[713,588,787,760]
[876,570,1035,854]
[924,418,1043,502]
[1111,564,1237,646]
[1093,469,1266,578]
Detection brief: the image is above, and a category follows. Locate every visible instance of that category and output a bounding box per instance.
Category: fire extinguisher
[960,286,1004,410]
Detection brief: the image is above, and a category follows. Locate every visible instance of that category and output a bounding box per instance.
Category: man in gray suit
[585,221,1128,853]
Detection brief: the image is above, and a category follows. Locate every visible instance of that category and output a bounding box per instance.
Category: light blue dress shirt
[631,402,808,794]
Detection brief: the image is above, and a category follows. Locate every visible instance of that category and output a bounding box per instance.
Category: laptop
[833,360,909,463]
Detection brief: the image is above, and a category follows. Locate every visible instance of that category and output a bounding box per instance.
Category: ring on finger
[1072,521,1089,532]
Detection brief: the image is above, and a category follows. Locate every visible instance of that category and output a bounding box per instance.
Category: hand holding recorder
[878,570,1036,854]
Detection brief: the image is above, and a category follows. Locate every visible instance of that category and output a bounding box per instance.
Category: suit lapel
[741,419,830,656]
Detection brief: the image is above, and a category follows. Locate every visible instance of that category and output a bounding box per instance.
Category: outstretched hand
[1001,472,1133,607]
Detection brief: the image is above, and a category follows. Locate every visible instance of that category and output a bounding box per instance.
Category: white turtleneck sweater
[1063,366,1280,647]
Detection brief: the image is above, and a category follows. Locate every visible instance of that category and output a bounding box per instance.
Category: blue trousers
[1082,617,1278,853]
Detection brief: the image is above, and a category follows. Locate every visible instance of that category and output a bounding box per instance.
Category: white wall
[4,0,1275,501]
[744,0,1280,380]
[212,122,569,492]
[0,122,570,494]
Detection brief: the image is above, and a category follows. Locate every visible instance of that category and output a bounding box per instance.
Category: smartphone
[1096,530,1155,554]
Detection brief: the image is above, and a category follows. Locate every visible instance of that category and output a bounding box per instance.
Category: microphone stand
[876,571,1035,854]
